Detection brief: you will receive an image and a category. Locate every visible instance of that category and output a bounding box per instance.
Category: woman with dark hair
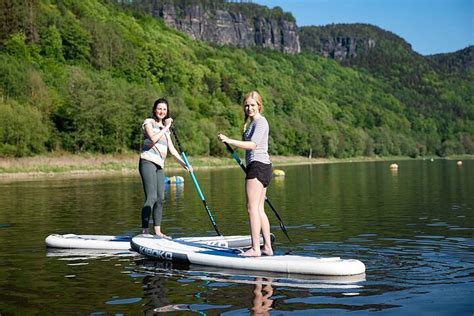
[139,98,191,237]
[218,91,273,257]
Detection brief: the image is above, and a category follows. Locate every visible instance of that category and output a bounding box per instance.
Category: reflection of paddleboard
[131,234,366,276]
[45,233,273,250]
[137,259,366,289]
[46,248,136,259]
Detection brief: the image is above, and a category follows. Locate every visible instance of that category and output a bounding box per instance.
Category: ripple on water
[153,304,231,313]
[364,234,474,293]
[105,297,142,305]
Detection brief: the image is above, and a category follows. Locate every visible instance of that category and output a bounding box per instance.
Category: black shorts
[246,161,272,188]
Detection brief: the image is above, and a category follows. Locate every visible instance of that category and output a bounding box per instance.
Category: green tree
[0,99,50,157]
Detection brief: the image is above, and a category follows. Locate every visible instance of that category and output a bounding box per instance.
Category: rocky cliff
[129,1,300,54]
[298,24,411,63]
[301,34,376,61]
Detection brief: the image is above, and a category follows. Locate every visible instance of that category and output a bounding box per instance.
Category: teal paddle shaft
[171,128,222,236]
[224,142,291,241]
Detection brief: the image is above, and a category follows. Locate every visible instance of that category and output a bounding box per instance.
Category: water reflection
[135,259,366,288]
[142,274,168,314]
[139,265,275,315]
[271,175,285,188]
[140,260,233,314]
[251,277,273,315]
[135,259,366,313]
[164,182,184,202]
[45,248,136,260]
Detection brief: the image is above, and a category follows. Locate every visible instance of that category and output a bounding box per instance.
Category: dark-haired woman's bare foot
[160,233,171,239]
[154,232,171,239]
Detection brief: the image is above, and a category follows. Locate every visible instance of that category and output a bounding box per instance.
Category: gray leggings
[139,159,165,229]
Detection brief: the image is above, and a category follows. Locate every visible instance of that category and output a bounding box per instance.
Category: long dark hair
[152,98,170,122]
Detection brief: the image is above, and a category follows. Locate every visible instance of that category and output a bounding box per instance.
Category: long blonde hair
[243,91,263,132]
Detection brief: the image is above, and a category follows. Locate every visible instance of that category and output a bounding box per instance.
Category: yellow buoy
[389,163,398,170]
[272,169,285,177]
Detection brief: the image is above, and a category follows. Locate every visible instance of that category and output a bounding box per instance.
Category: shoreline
[0,153,471,181]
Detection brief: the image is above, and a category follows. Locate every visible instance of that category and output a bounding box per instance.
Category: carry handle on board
[224,142,291,241]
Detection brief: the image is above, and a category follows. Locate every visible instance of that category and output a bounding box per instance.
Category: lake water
[0,159,473,315]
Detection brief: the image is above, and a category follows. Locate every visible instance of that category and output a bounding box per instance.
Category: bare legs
[240,178,273,257]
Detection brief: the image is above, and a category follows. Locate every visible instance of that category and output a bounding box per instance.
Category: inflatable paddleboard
[131,234,366,276]
[45,233,272,250]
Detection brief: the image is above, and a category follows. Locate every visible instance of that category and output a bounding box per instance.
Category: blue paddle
[224,142,291,241]
[171,128,222,236]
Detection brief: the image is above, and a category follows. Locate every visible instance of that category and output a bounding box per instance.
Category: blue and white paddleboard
[45,233,270,250]
[131,234,366,276]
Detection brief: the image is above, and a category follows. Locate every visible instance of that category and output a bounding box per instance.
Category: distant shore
[0,153,470,180]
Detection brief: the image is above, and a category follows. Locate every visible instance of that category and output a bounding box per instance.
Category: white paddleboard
[45,233,272,250]
[131,234,366,276]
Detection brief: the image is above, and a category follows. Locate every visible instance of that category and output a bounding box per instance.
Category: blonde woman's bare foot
[239,248,261,257]
[261,248,273,256]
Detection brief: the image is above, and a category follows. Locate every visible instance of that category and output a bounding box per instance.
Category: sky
[252,0,474,55]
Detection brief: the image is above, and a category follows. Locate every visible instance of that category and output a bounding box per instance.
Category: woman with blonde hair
[218,91,273,257]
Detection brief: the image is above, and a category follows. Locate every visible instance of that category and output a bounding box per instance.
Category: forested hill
[299,24,474,78]
[0,0,472,159]
[300,23,414,63]
[299,24,474,145]
[428,46,474,74]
